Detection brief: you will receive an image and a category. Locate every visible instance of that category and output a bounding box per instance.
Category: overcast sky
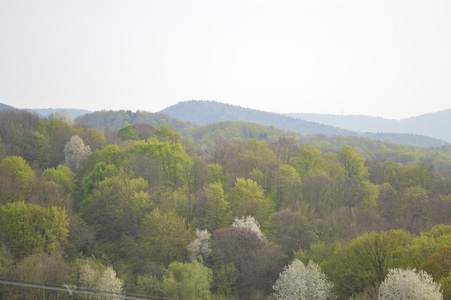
[1,1,450,119]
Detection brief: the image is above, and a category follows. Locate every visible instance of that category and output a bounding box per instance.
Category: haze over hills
[287,110,451,143]
[160,100,448,148]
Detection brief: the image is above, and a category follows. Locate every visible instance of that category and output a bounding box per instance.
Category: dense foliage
[1,109,451,299]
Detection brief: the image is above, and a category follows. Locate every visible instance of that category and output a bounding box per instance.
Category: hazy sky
[1,1,450,119]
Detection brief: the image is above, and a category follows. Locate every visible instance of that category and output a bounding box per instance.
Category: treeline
[1,110,451,299]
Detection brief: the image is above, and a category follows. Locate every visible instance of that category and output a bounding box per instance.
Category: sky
[1,0,451,120]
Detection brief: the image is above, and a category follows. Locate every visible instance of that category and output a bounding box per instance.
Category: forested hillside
[160,100,449,148]
[2,109,451,299]
[75,109,194,131]
[29,108,92,119]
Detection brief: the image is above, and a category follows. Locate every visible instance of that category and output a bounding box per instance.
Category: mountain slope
[160,100,447,148]
[75,110,194,131]
[160,100,352,136]
[0,102,91,119]
[287,109,451,143]
[28,108,92,119]
[0,102,17,111]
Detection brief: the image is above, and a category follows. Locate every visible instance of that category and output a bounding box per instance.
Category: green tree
[0,156,36,203]
[205,163,227,186]
[41,164,75,194]
[153,124,182,144]
[275,164,302,209]
[0,202,69,259]
[291,144,323,178]
[229,178,275,226]
[440,274,451,300]
[268,210,315,257]
[117,124,138,141]
[421,245,451,282]
[132,138,192,188]
[210,226,286,298]
[82,162,118,197]
[160,260,213,300]
[8,252,71,299]
[82,174,153,245]
[338,146,368,180]
[142,209,193,265]
[323,229,413,299]
[203,181,232,231]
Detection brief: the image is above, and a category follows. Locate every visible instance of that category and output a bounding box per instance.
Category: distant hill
[27,108,92,119]
[287,109,451,143]
[75,110,194,131]
[160,100,448,148]
[0,102,17,111]
[0,102,90,119]
[160,100,352,136]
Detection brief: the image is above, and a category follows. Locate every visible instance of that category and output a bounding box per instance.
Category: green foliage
[153,124,182,144]
[41,164,75,193]
[291,144,323,178]
[206,163,227,186]
[440,274,451,300]
[421,245,451,282]
[229,178,275,226]
[0,156,36,203]
[275,164,302,209]
[339,146,369,180]
[135,274,160,296]
[117,124,138,140]
[160,260,213,299]
[142,209,193,265]
[132,138,193,188]
[82,162,118,197]
[82,174,153,245]
[203,181,233,231]
[75,109,193,132]
[322,229,413,299]
[3,115,451,299]
[268,210,315,257]
[0,202,69,259]
[6,252,71,299]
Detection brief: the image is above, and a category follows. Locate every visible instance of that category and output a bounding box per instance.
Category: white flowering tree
[63,135,91,171]
[96,267,124,299]
[378,268,442,300]
[78,259,124,299]
[232,216,267,242]
[48,111,74,125]
[187,229,212,261]
[273,259,335,300]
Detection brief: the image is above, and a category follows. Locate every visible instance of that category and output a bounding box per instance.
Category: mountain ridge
[1,101,448,148]
[160,100,448,148]
[287,109,451,143]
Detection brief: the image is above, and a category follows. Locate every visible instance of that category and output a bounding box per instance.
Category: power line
[0,278,175,300]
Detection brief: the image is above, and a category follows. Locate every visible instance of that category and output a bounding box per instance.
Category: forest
[1,109,451,299]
